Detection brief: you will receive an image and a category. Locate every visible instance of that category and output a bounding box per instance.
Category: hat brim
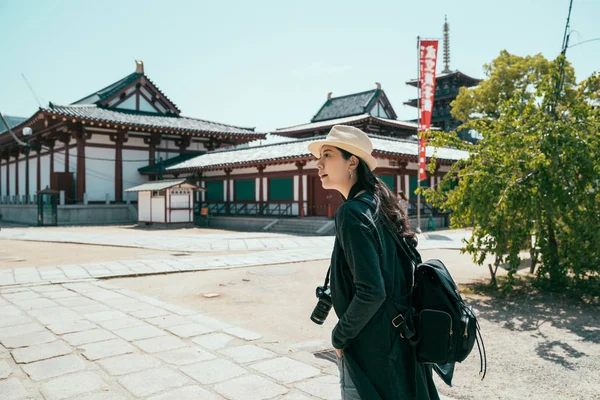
[307,140,378,171]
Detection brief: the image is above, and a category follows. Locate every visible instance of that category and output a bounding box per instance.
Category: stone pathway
[0,247,333,287]
[0,228,470,254]
[0,280,340,399]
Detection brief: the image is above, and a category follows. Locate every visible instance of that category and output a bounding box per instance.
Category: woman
[308,125,439,400]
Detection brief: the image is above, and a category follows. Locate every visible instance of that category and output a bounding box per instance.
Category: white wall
[28,157,37,195]
[87,134,113,145]
[264,164,297,173]
[8,163,15,196]
[0,164,6,197]
[138,192,151,221]
[170,209,190,223]
[151,197,165,222]
[122,149,149,195]
[18,160,26,196]
[40,155,50,191]
[86,147,115,202]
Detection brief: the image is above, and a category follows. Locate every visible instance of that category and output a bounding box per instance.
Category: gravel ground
[439,291,600,400]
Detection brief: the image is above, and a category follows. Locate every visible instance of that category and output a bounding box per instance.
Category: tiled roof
[406,70,482,87]
[73,73,142,105]
[311,90,379,122]
[124,179,199,192]
[42,104,264,138]
[72,72,181,114]
[138,153,203,174]
[0,115,27,135]
[274,114,419,135]
[168,134,468,172]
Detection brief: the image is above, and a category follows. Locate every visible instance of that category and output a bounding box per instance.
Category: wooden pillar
[145,133,160,167]
[45,139,55,189]
[59,134,70,173]
[224,169,232,214]
[257,165,265,215]
[14,153,19,196]
[36,147,41,193]
[111,130,128,203]
[296,161,306,218]
[175,136,191,154]
[72,128,87,203]
[5,154,9,197]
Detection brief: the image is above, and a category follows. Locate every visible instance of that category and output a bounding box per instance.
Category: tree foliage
[423,51,600,290]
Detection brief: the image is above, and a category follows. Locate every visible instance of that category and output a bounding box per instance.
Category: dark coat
[330,191,439,400]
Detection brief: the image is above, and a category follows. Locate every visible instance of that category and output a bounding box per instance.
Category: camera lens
[310,298,332,325]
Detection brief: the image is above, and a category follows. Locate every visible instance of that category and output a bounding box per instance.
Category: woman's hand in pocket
[335,348,343,359]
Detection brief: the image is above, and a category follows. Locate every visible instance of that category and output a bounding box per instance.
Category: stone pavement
[0,228,470,254]
[0,280,337,399]
[0,247,333,287]
[0,280,455,400]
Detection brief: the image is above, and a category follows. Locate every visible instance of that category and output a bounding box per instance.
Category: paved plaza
[0,226,462,399]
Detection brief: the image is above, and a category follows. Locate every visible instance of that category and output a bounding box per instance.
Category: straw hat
[307,125,377,171]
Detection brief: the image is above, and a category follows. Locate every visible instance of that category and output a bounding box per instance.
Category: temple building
[0,61,264,205]
[404,17,481,136]
[166,84,467,222]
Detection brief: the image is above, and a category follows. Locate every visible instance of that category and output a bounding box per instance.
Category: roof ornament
[135,60,144,74]
[442,15,452,73]
[375,82,381,90]
[327,92,333,100]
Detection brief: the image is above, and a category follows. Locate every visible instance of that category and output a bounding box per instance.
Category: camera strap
[323,267,331,289]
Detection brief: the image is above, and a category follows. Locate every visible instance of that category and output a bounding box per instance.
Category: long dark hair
[339,148,417,247]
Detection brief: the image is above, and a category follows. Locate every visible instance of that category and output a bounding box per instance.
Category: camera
[310,285,332,325]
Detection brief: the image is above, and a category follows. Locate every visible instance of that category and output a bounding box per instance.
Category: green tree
[423,53,600,290]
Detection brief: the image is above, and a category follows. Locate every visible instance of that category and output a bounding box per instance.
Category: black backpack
[389,231,487,381]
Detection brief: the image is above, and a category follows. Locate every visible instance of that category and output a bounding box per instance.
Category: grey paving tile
[191,332,236,350]
[113,325,167,341]
[80,338,135,361]
[0,378,30,400]
[46,320,96,335]
[155,346,216,366]
[28,307,81,325]
[214,374,288,400]
[85,310,128,322]
[62,329,116,346]
[118,367,189,397]
[97,353,161,376]
[0,305,22,317]
[22,354,86,381]
[295,375,341,400]
[53,296,98,307]
[224,327,263,341]
[180,359,246,385]
[147,385,221,400]
[11,340,72,363]
[0,359,12,379]
[8,297,58,310]
[145,314,192,328]
[219,345,277,364]
[133,335,187,353]
[1,330,56,349]
[78,391,129,400]
[129,307,169,319]
[167,323,214,338]
[0,322,45,339]
[97,316,146,331]
[40,371,107,400]
[250,357,321,384]
[71,304,111,315]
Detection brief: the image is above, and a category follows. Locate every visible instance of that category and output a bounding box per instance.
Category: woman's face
[315,145,354,191]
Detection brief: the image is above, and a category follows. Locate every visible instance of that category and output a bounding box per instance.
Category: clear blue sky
[1,0,598,133]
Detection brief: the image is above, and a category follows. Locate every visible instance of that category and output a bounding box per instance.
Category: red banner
[418,39,438,181]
